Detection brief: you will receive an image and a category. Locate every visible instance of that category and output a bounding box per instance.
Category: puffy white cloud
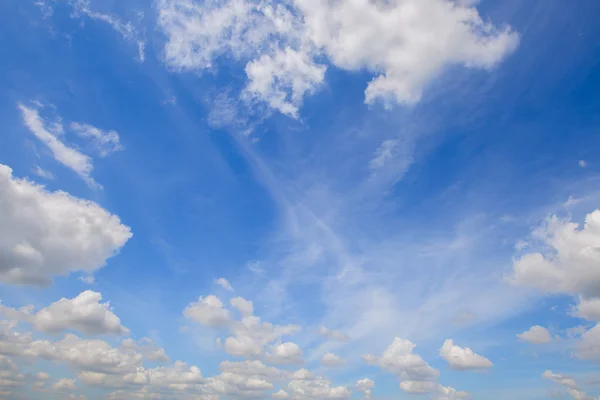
[287,375,351,400]
[364,338,439,384]
[355,378,374,399]
[433,385,470,400]
[52,378,76,391]
[157,0,518,114]
[273,389,290,399]
[319,327,350,342]
[215,277,234,291]
[230,297,254,317]
[219,360,289,382]
[439,339,493,370]
[120,338,170,363]
[320,352,346,368]
[296,0,519,106]
[265,342,304,365]
[184,295,232,327]
[510,211,600,298]
[223,315,300,359]
[35,372,49,381]
[517,325,553,344]
[543,370,577,388]
[400,380,439,394]
[244,48,326,117]
[0,164,132,285]
[1,290,129,336]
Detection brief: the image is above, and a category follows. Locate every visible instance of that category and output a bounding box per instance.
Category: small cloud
[578,160,587,168]
[215,277,233,291]
[32,166,54,180]
[79,276,95,285]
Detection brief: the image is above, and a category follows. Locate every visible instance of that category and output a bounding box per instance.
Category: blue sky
[1,0,600,399]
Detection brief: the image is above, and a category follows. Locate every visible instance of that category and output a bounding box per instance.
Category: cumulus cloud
[265,342,304,365]
[439,339,492,370]
[157,0,518,114]
[355,378,374,399]
[52,378,76,391]
[230,297,254,317]
[320,352,346,368]
[0,164,132,285]
[364,338,439,394]
[287,375,351,400]
[510,210,600,298]
[517,325,553,344]
[184,295,232,327]
[0,290,129,336]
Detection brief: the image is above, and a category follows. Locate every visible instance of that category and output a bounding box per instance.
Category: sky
[0,0,600,399]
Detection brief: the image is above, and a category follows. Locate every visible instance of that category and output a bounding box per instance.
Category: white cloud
[265,342,304,365]
[320,352,346,368]
[52,378,76,391]
[230,297,254,317]
[0,290,129,336]
[35,372,49,381]
[69,122,123,157]
[223,315,300,359]
[244,48,326,117]
[184,295,232,327]
[319,326,350,342]
[433,385,470,400]
[509,210,600,299]
[273,389,289,399]
[439,339,493,370]
[355,378,374,399]
[365,338,439,384]
[157,0,518,114]
[0,164,132,285]
[400,380,439,394]
[18,104,97,188]
[287,375,351,400]
[517,325,553,344]
[543,371,577,388]
[215,277,234,291]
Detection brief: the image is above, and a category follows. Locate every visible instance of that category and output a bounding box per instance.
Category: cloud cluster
[510,210,600,360]
[157,0,519,115]
[0,290,129,336]
[0,164,132,285]
[364,337,467,398]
